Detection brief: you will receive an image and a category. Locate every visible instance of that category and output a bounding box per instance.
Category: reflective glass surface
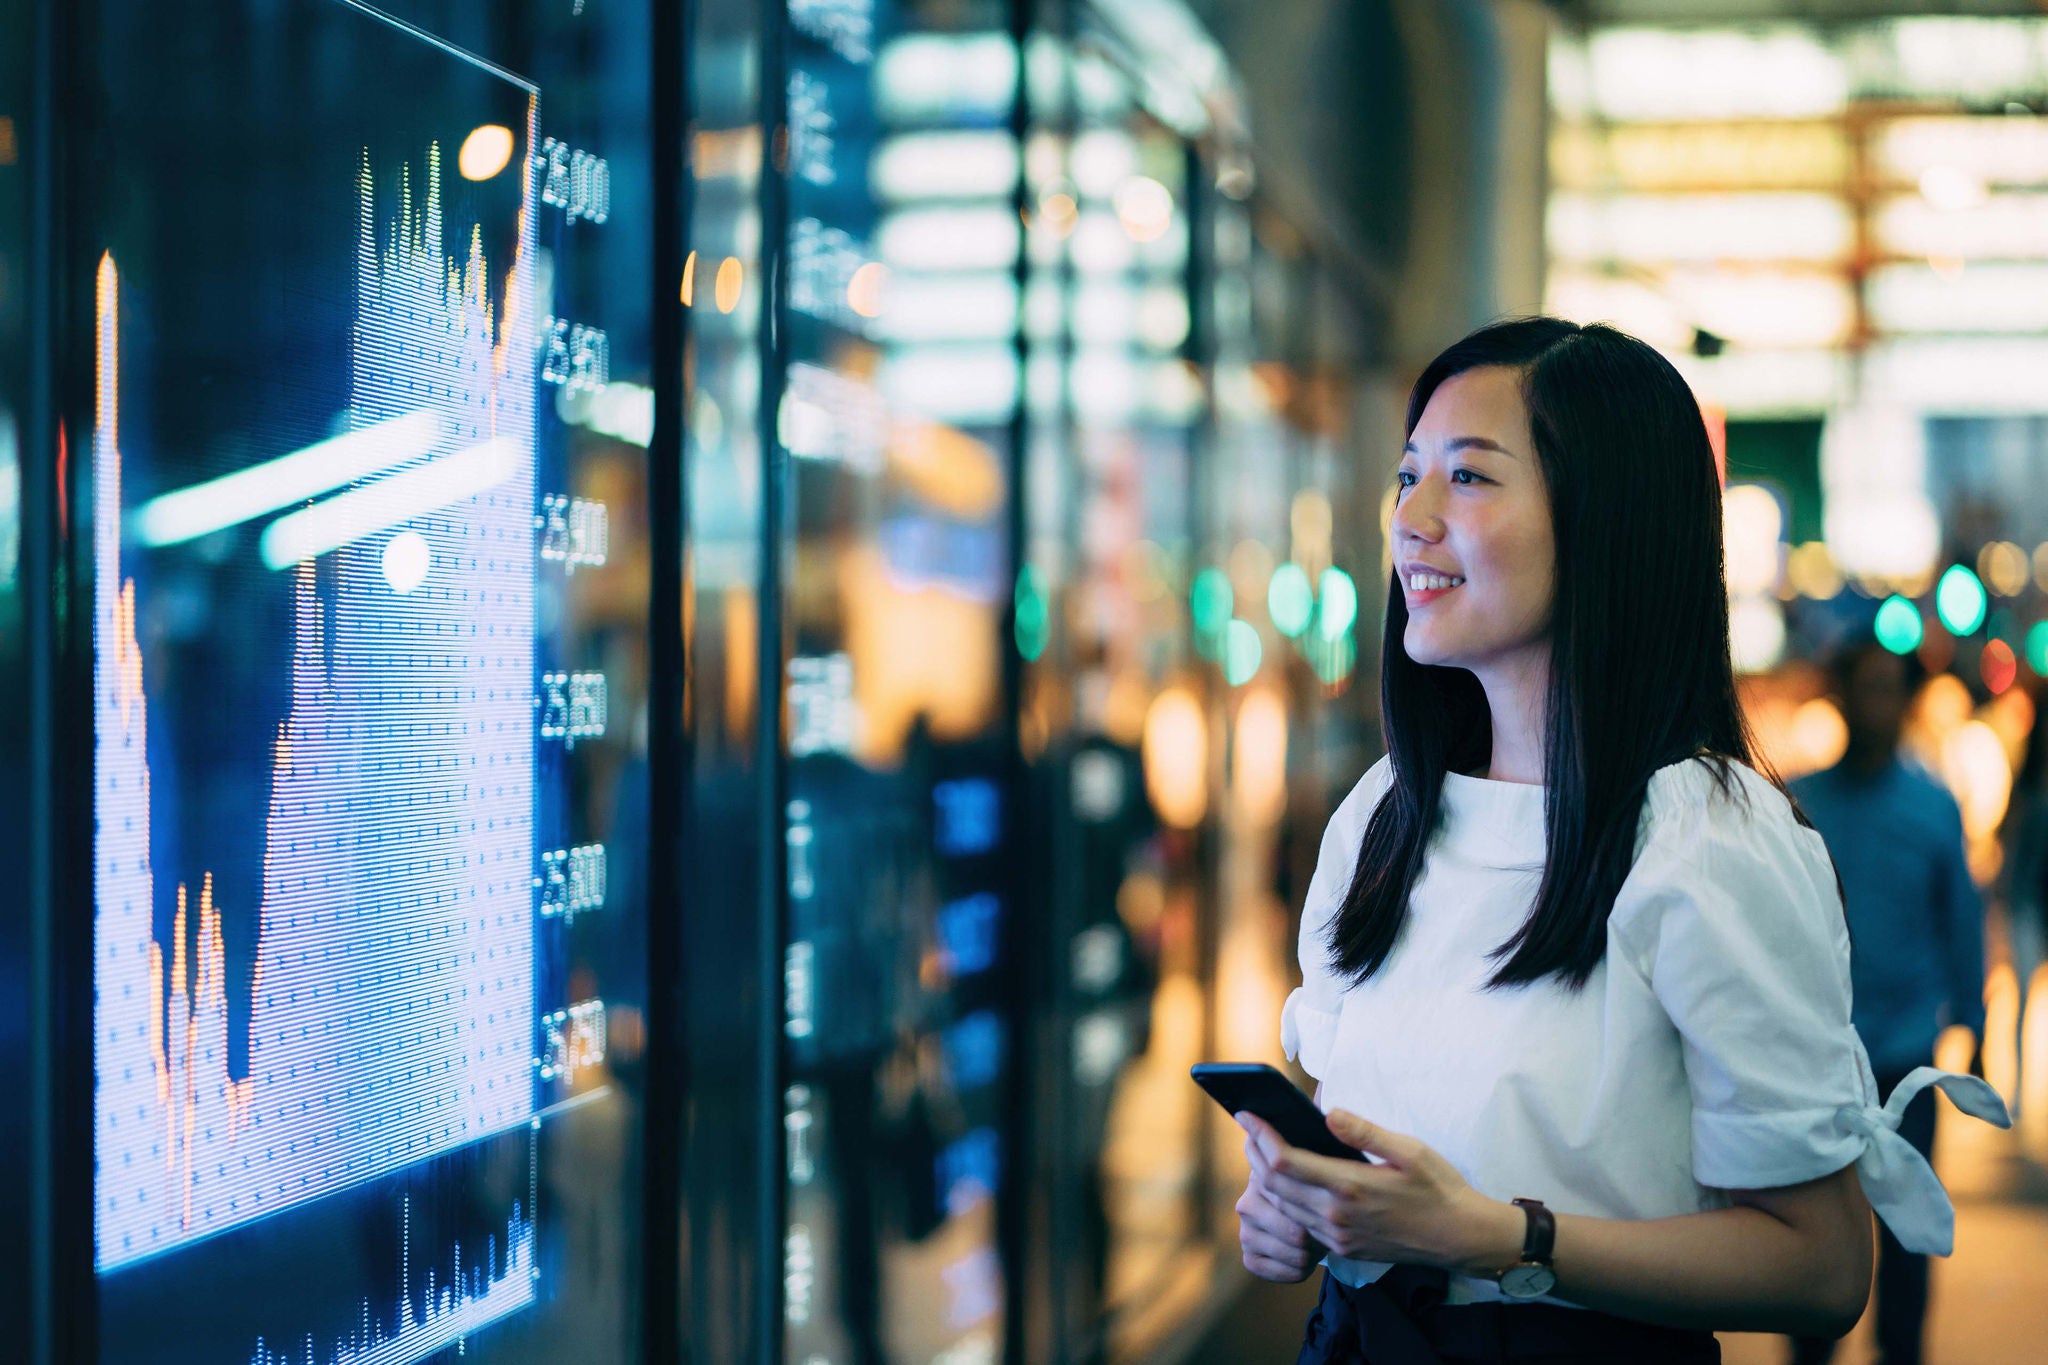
[85,2,650,1358]
[776,4,1020,1362]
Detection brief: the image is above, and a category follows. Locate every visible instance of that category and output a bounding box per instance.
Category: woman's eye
[1451,469,1484,485]
[1396,470,1416,488]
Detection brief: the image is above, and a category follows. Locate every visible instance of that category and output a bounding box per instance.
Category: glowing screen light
[1937,563,1988,635]
[1317,566,1358,641]
[1875,594,1926,655]
[79,6,660,1361]
[1267,562,1313,638]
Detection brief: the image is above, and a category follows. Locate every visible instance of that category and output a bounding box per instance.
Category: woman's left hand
[1238,1109,1518,1273]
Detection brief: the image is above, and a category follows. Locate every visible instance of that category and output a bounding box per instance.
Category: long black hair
[1330,316,1780,990]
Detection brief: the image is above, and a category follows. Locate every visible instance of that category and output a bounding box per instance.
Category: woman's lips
[1407,581,1461,608]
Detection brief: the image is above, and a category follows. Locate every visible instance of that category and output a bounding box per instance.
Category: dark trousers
[1790,1066,1938,1365]
[1297,1266,1720,1364]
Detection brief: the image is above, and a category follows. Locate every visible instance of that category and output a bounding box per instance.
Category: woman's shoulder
[1322,753,1394,839]
[1640,752,1808,851]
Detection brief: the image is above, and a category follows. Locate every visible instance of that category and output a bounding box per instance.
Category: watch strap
[1511,1197,1555,1266]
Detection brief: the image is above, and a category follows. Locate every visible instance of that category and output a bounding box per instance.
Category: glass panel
[0,0,31,1338]
[779,3,1019,1362]
[85,2,651,1359]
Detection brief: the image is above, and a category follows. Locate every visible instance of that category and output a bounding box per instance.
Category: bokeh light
[457,124,514,180]
[1013,565,1049,662]
[2028,621,2048,675]
[1224,620,1263,686]
[1267,563,1313,638]
[1980,540,2030,597]
[1875,594,1924,654]
[1317,566,1358,641]
[1937,564,1988,635]
[1984,637,2018,694]
[1191,567,1233,635]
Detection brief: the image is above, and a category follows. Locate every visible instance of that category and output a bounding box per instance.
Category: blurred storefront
[1543,7,2048,1219]
[3,0,1552,1362]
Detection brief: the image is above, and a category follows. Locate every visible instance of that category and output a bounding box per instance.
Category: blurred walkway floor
[1187,1106,2048,1365]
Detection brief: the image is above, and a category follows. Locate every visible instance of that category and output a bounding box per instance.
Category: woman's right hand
[1236,1158,1321,1282]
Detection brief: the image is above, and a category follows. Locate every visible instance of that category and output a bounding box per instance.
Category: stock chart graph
[80,2,643,1356]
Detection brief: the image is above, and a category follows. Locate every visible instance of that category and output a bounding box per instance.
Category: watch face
[1499,1263,1557,1300]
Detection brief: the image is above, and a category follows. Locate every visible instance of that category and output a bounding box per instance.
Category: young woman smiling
[1234,318,2010,1364]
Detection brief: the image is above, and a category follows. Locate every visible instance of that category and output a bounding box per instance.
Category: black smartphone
[1191,1062,1367,1163]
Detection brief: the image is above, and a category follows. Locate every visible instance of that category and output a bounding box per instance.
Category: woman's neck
[1469,645,1551,785]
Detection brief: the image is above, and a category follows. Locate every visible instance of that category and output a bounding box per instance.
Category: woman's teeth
[1408,573,1464,591]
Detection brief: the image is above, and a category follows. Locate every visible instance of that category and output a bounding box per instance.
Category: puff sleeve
[1281,758,1391,1081]
[1612,763,2009,1256]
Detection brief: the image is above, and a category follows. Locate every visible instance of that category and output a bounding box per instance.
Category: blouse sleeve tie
[1839,1066,2010,1256]
[1280,986,1341,1081]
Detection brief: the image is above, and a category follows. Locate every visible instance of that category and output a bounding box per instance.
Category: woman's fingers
[1235,1186,1308,1244]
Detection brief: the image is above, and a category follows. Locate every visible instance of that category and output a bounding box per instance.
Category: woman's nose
[1391,477,1444,543]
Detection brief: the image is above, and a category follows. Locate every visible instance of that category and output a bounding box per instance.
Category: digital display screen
[88,1,647,1359]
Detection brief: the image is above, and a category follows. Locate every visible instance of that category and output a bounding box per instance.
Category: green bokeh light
[1874,595,1924,656]
[1192,567,1234,635]
[1937,564,1987,636]
[1014,565,1050,662]
[2028,621,2048,676]
[1317,567,1358,641]
[1268,563,1314,638]
[1224,619,1263,686]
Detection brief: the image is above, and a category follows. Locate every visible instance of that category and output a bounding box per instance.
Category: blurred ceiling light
[1144,360,1203,424]
[1729,596,1787,673]
[1724,484,1785,595]
[1678,269,1855,349]
[1543,273,1689,350]
[1070,349,1142,424]
[1550,122,1849,194]
[1867,261,2048,334]
[1548,192,1853,264]
[870,131,1020,202]
[876,206,1020,271]
[715,257,744,313]
[1863,337,2048,414]
[1070,211,1136,274]
[1919,164,1991,212]
[1875,18,2048,107]
[1070,129,1137,198]
[879,346,1018,425]
[845,262,889,319]
[1115,176,1175,243]
[869,272,1015,343]
[873,33,1018,123]
[1585,27,1847,123]
[1135,286,1191,350]
[1671,350,1848,418]
[458,124,515,181]
[1822,408,1938,581]
[1877,116,2048,188]
[1980,541,2030,597]
[1874,194,2048,261]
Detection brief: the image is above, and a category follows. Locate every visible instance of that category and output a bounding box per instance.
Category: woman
[1235,318,2009,1364]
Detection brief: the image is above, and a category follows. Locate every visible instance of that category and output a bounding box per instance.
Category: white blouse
[1281,755,2009,1306]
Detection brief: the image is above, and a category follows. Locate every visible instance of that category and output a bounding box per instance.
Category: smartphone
[1190,1062,1367,1162]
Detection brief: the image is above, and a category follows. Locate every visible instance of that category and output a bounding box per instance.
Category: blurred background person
[1788,639,1986,1365]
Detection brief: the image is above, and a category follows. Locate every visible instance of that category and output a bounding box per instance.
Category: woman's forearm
[1451,1186,1871,1337]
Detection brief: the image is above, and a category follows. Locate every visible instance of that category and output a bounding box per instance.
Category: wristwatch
[1497,1197,1557,1300]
